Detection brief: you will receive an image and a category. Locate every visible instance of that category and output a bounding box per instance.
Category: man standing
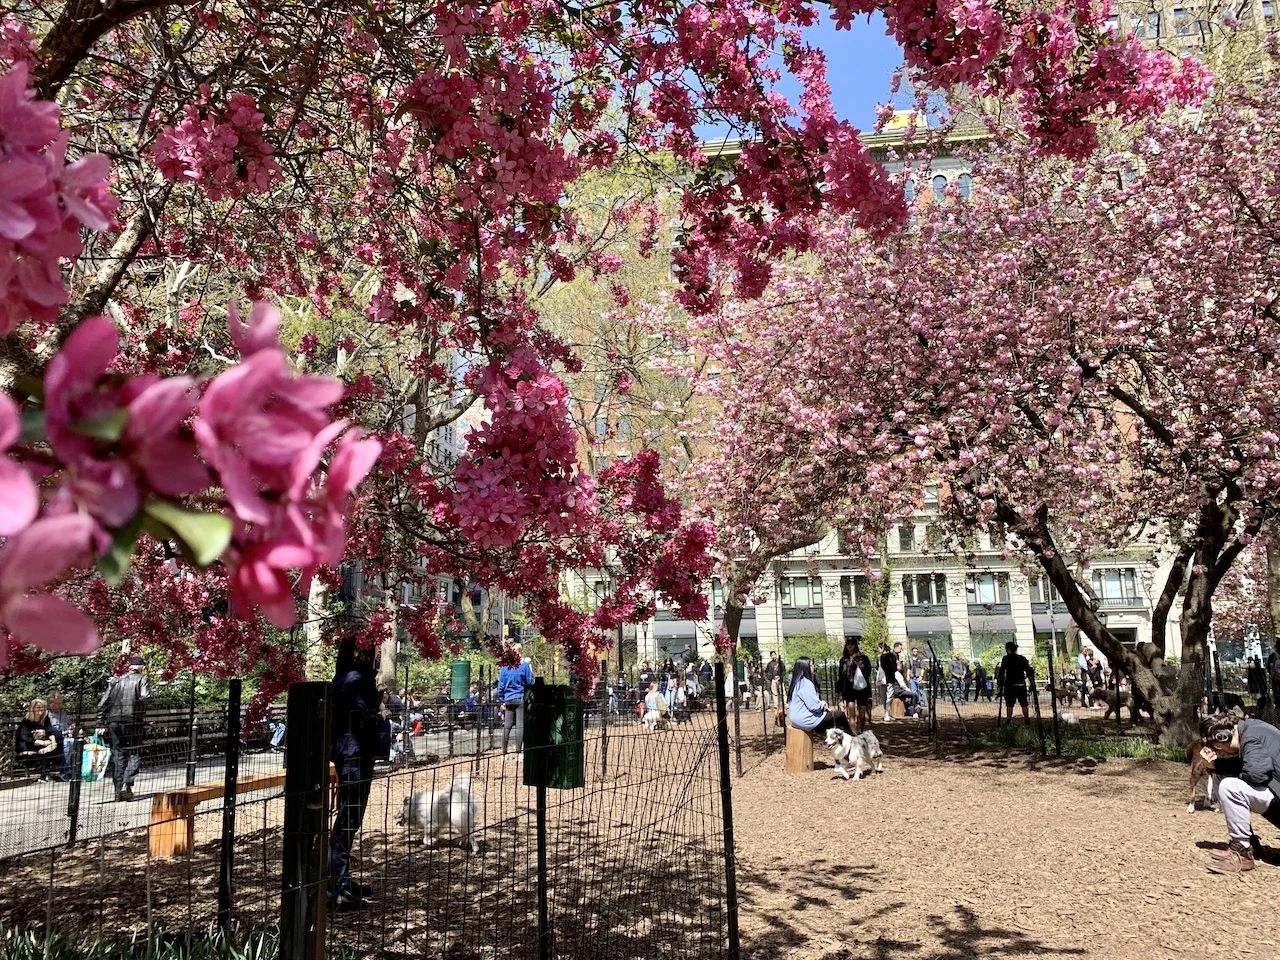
[907,647,925,699]
[880,643,901,723]
[996,641,1035,726]
[97,656,151,801]
[764,651,786,710]
[949,654,966,702]
[46,691,74,781]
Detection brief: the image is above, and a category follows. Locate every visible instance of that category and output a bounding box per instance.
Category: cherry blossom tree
[689,72,1280,742]
[1,0,1206,691]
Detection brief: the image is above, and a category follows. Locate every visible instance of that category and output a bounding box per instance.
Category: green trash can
[523,679,585,790]
[450,659,471,700]
[735,660,747,683]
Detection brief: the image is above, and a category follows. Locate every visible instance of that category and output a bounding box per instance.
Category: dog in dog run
[396,774,480,853]
[825,728,884,781]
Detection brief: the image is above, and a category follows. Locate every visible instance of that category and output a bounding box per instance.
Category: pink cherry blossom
[0,393,37,536]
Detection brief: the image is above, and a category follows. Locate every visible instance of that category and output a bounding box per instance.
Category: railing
[781,606,824,619]
[1097,596,1146,609]
[904,602,948,616]
[967,602,1012,616]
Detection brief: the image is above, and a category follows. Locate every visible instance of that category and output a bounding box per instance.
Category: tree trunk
[303,577,329,680]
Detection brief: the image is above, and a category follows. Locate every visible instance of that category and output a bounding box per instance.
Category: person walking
[996,641,1035,726]
[97,656,151,801]
[764,650,786,711]
[880,643,901,723]
[329,636,389,911]
[498,643,535,762]
[838,639,873,732]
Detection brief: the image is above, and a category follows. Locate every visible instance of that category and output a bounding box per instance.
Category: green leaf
[71,407,128,442]
[96,515,145,587]
[144,501,233,567]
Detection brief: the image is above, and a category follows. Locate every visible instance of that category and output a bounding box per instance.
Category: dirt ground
[731,719,1280,960]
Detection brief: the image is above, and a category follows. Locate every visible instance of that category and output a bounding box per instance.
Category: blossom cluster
[0,299,380,667]
[0,64,118,333]
[151,91,281,200]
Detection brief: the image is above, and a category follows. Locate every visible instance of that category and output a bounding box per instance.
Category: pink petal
[215,456,270,525]
[0,459,39,536]
[126,376,198,439]
[0,513,96,592]
[326,431,381,502]
[136,436,211,497]
[287,419,348,500]
[4,593,99,655]
[197,348,284,432]
[226,301,281,358]
[277,375,344,409]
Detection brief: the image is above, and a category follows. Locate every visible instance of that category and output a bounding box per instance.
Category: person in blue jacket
[329,635,390,911]
[787,657,854,736]
[498,643,536,761]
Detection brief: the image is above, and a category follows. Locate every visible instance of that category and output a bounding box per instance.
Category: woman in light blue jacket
[497,643,536,759]
[788,657,853,736]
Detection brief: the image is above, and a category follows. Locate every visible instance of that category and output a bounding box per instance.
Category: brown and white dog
[1185,738,1217,814]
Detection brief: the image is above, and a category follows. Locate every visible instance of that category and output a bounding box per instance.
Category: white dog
[395,774,480,853]
[825,728,884,781]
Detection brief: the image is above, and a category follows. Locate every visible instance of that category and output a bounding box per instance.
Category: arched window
[904,179,916,204]
[958,174,972,199]
[932,174,948,201]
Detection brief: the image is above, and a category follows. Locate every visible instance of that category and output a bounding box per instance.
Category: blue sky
[780,12,907,128]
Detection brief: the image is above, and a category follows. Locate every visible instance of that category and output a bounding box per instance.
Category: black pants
[810,710,854,737]
[107,720,143,794]
[329,756,374,896]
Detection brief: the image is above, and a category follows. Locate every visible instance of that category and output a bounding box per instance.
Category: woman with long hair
[787,657,854,736]
[838,640,874,733]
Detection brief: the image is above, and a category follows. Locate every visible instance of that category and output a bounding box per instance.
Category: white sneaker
[882,715,892,722]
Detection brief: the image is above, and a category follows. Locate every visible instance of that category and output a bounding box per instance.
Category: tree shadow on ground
[784,904,1088,960]
[736,854,881,958]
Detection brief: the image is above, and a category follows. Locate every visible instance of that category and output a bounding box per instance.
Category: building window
[1265,0,1276,20]
[711,578,724,610]
[923,484,939,511]
[1028,576,1063,605]
[1174,7,1194,33]
[932,174,947,202]
[595,415,608,438]
[1106,13,1120,32]
[593,382,606,403]
[1091,567,1139,605]
[840,575,873,607]
[958,174,972,200]
[904,179,916,203]
[899,523,916,553]
[781,577,821,608]
[966,572,1009,606]
[617,416,632,440]
[903,573,946,606]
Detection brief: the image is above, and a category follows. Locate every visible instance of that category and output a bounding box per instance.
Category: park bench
[149,762,336,858]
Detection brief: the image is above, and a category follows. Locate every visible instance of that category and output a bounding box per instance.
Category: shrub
[0,926,360,960]
[968,723,1184,762]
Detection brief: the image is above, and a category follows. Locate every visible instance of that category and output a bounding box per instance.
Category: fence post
[729,649,742,778]
[186,668,199,788]
[66,664,88,845]
[1045,643,1062,756]
[1031,668,1047,755]
[760,672,769,756]
[281,682,330,960]
[525,678,552,960]
[713,662,741,960]
[217,679,242,933]
[599,659,609,780]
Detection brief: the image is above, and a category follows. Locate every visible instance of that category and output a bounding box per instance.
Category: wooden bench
[149,763,336,858]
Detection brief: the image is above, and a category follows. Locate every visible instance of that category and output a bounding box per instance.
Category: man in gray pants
[97,656,151,801]
[1198,711,1280,874]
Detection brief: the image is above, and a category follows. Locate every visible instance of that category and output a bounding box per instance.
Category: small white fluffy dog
[395,774,480,853]
[825,728,884,781]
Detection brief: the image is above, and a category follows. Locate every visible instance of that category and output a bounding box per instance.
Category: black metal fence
[0,668,739,960]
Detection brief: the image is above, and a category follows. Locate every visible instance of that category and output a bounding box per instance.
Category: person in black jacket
[837,640,873,732]
[995,642,1035,726]
[329,636,391,910]
[96,656,151,801]
[1198,712,1280,874]
[15,699,60,781]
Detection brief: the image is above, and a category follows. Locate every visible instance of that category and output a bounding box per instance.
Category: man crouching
[1198,711,1280,874]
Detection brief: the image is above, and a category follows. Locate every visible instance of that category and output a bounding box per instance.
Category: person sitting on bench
[788,658,854,737]
[16,699,61,781]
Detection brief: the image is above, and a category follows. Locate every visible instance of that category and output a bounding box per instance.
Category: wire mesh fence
[0,671,738,960]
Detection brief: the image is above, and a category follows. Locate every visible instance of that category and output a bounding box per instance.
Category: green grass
[968,722,1185,762]
[0,926,361,960]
